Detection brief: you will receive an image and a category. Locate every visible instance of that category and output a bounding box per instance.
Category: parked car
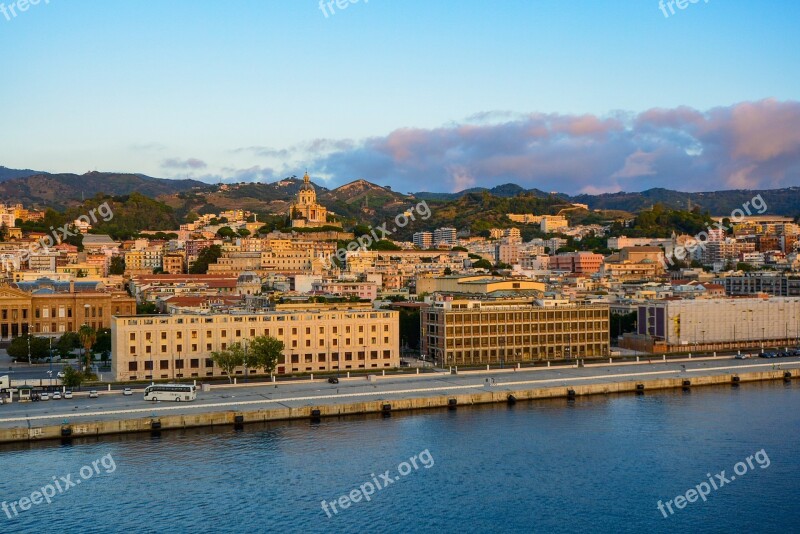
[328,377,339,384]
[735,353,751,359]
[64,391,73,399]
[52,392,62,400]
[56,371,65,379]
[88,390,99,399]
[123,388,133,396]
[40,392,50,401]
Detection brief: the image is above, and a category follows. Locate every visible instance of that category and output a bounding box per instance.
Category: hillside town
[0,177,799,383]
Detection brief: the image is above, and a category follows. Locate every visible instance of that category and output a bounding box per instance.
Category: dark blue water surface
[1,381,798,533]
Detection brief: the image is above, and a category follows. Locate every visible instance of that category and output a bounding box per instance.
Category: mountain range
[0,166,798,219]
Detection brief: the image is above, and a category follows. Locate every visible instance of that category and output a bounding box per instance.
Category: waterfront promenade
[1,355,798,443]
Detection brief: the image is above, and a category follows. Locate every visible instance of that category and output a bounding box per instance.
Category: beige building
[415,275,545,295]
[421,298,610,366]
[111,308,400,381]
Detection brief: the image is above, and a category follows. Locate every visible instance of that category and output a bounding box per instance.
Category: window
[128,362,137,371]
[161,332,167,340]
[129,333,136,341]
[161,345,167,353]
[160,360,169,370]
[145,361,153,370]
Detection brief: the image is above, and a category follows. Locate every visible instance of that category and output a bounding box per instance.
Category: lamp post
[27,323,32,365]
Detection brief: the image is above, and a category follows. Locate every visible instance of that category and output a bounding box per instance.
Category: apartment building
[421,298,609,366]
[549,252,604,274]
[413,232,433,249]
[111,308,400,381]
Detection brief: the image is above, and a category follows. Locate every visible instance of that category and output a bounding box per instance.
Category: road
[1,355,798,429]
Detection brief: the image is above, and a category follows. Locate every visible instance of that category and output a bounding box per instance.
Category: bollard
[108,384,111,391]
[662,355,666,361]
[310,374,313,381]
[713,352,716,357]
[234,377,237,385]
[272,375,276,383]
[636,356,640,362]
[609,358,612,364]
[416,368,419,374]
[547,361,551,367]
[517,363,521,369]
[486,365,490,371]
[382,370,385,376]
[347,372,350,378]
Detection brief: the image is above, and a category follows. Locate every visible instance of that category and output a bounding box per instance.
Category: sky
[1,0,799,194]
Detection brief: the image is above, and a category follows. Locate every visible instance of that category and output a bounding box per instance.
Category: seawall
[1,368,795,444]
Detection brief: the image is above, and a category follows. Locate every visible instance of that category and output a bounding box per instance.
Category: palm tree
[78,324,97,373]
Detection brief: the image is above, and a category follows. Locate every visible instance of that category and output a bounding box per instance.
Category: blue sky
[1,0,799,193]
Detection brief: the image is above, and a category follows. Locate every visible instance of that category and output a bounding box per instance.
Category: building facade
[635,297,800,345]
[0,282,136,339]
[421,299,610,366]
[288,173,329,228]
[111,308,400,381]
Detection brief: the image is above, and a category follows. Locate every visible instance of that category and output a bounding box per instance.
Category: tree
[443,267,452,275]
[93,328,111,354]
[237,228,251,237]
[7,335,50,362]
[109,255,125,275]
[211,347,244,383]
[247,336,285,375]
[369,240,402,251]
[216,226,236,239]
[472,259,493,270]
[61,366,83,389]
[189,245,222,274]
[137,302,159,314]
[56,332,81,359]
[78,325,97,372]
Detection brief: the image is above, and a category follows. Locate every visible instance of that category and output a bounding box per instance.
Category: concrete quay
[1,357,798,444]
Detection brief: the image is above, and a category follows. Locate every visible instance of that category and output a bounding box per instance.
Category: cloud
[161,157,208,170]
[299,99,800,194]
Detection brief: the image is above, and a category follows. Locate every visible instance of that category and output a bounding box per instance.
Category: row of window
[129,324,391,341]
[127,349,395,373]
[443,322,609,335]
[440,344,609,362]
[129,336,392,355]
[127,313,393,326]
[438,333,610,349]
[1,305,103,321]
[431,310,608,323]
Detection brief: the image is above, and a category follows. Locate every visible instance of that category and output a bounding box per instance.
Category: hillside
[0,166,47,182]
[0,171,206,210]
[570,187,800,216]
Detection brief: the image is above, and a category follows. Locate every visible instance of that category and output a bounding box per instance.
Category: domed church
[289,172,329,228]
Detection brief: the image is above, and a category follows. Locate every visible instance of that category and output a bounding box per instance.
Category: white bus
[143,384,197,402]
